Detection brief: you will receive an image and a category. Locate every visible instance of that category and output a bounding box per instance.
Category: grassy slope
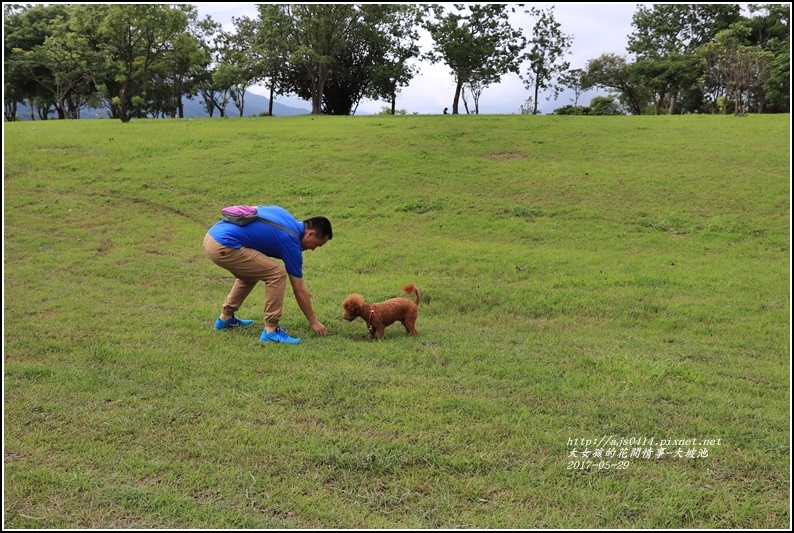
[3,114,790,528]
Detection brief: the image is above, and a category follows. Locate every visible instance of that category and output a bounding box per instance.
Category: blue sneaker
[214,316,254,330]
[260,327,301,344]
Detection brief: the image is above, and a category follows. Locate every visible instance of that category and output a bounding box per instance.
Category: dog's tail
[402,283,420,305]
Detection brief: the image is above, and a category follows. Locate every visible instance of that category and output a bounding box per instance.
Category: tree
[464,79,484,114]
[265,4,423,116]
[519,95,533,115]
[151,6,211,118]
[744,3,790,113]
[627,3,742,114]
[280,4,357,115]
[254,4,293,116]
[220,15,262,117]
[3,3,74,120]
[38,13,102,119]
[423,3,526,114]
[558,68,588,108]
[320,4,426,115]
[191,14,226,118]
[64,4,121,118]
[588,96,623,116]
[632,54,701,115]
[3,4,25,120]
[521,6,572,115]
[584,53,649,115]
[95,4,188,122]
[629,3,743,57]
[762,33,790,113]
[361,4,425,115]
[701,25,774,115]
[317,11,377,115]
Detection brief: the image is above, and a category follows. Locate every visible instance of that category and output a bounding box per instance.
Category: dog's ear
[341,294,357,311]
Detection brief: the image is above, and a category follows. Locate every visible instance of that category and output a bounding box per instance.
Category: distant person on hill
[443,107,448,114]
[203,205,333,344]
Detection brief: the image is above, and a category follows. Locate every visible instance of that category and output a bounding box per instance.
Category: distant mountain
[15,90,311,119]
[182,91,311,118]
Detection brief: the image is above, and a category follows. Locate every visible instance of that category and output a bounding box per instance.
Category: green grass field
[3,113,790,528]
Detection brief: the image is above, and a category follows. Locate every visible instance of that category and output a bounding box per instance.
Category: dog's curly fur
[342,283,420,340]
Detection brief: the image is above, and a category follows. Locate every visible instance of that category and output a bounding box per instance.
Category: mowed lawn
[2,113,790,529]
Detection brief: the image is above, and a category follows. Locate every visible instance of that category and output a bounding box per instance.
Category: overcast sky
[193,2,651,115]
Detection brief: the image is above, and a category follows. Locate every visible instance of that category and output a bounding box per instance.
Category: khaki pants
[203,233,287,329]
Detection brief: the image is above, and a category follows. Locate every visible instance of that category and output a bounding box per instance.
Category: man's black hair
[304,216,333,239]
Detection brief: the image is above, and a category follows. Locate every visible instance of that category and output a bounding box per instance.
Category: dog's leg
[404,320,418,336]
[404,308,419,336]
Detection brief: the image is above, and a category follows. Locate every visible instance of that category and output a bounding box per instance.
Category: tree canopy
[422,3,526,115]
[3,3,789,120]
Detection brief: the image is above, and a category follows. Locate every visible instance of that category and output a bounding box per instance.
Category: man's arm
[289,274,327,336]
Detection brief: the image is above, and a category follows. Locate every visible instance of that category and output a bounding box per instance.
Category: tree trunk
[452,80,463,114]
[533,82,540,114]
[310,65,329,115]
[667,92,677,115]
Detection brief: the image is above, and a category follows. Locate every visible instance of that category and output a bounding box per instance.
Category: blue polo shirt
[208,206,305,278]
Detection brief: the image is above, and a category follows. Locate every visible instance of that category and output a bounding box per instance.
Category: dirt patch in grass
[488,151,527,160]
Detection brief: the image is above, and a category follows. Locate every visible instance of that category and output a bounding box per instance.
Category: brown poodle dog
[342,283,421,340]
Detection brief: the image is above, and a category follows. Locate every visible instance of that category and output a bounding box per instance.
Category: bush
[375,106,408,116]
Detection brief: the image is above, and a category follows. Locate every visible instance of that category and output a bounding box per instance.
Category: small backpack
[220,205,300,238]
[220,205,259,225]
